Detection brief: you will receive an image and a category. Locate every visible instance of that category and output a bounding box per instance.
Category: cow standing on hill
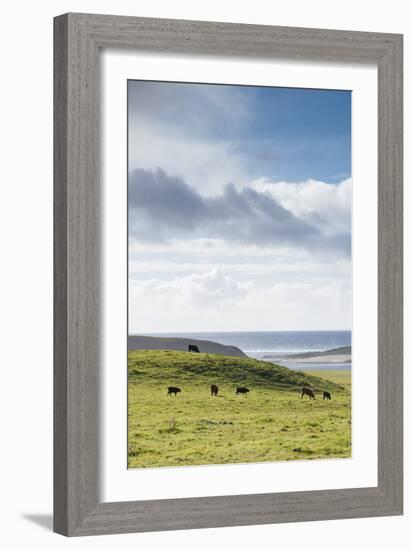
[211,384,219,396]
[301,386,315,399]
[167,386,181,396]
[188,344,199,353]
[323,391,332,400]
[236,387,250,396]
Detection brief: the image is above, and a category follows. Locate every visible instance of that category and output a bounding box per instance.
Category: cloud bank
[129,269,351,332]
[128,168,351,257]
[131,268,252,307]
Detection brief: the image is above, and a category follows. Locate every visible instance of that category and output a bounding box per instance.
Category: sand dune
[128,335,247,358]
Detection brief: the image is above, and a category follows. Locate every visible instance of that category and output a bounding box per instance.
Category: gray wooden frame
[54,13,403,537]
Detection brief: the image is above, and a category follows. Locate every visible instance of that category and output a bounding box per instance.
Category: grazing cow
[323,391,332,400]
[236,387,250,396]
[301,386,315,400]
[188,344,200,353]
[211,384,219,397]
[167,386,181,397]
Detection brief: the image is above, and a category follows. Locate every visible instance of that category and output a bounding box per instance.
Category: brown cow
[211,384,219,396]
[323,391,331,400]
[301,386,315,399]
[167,386,181,396]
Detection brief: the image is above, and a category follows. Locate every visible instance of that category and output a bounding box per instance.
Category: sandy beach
[283,353,351,364]
[262,346,351,365]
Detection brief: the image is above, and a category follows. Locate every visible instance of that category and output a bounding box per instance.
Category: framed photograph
[54,13,403,536]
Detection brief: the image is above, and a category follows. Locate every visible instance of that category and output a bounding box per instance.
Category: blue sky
[127,80,352,332]
[234,86,351,182]
[128,81,351,184]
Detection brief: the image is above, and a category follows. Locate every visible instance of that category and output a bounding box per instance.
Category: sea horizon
[130,330,351,355]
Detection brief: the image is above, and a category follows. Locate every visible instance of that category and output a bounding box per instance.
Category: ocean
[142,330,350,354]
[141,330,351,370]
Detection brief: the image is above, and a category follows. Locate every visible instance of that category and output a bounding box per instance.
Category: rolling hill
[128,349,344,393]
[128,334,246,357]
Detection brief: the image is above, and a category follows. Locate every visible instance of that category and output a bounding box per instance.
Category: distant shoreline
[128,335,351,367]
[259,346,351,365]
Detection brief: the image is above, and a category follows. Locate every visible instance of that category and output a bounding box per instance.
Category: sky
[128,80,352,333]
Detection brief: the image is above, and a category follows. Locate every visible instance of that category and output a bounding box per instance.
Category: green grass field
[128,350,351,468]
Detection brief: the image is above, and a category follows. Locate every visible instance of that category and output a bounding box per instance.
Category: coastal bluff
[128,335,247,358]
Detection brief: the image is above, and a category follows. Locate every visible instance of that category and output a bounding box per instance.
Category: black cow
[188,344,200,353]
[323,391,332,400]
[301,386,315,400]
[167,386,181,396]
[236,387,250,396]
[211,384,219,397]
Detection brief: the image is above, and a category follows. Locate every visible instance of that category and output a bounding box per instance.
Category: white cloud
[129,272,351,333]
[128,124,247,195]
[129,169,350,255]
[127,176,352,332]
[129,238,303,258]
[130,268,252,306]
[251,177,351,236]
[129,257,349,277]
[127,78,255,195]
[240,280,351,331]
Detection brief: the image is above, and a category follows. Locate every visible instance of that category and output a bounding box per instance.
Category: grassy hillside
[128,350,344,393]
[309,369,352,390]
[128,350,351,468]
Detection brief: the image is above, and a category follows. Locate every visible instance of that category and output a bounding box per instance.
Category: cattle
[167,386,181,396]
[210,384,219,397]
[236,387,250,396]
[323,391,332,400]
[188,344,200,353]
[301,386,315,399]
